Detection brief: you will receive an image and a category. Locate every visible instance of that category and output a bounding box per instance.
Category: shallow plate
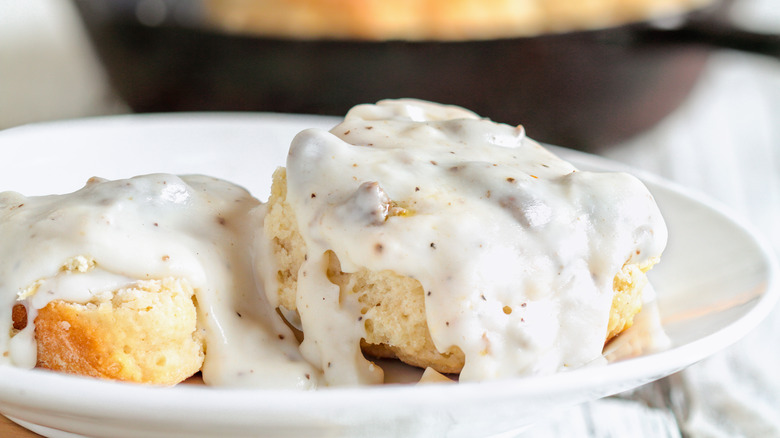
[0,114,777,438]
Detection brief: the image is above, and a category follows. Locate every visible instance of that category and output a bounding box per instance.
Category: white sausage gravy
[0,99,667,387]
[276,99,667,384]
[0,174,318,388]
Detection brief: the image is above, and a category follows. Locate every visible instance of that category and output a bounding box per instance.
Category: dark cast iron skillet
[71,0,779,150]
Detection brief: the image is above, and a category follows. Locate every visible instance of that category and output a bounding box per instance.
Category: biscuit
[266,168,656,374]
[17,277,204,385]
[206,0,713,40]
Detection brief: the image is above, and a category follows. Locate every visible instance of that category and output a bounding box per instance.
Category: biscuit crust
[31,277,204,385]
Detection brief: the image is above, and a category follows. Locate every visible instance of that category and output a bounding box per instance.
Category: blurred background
[1,0,778,148]
[1,0,779,436]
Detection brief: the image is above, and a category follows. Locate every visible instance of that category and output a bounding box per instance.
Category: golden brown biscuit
[206,0,713,41]
[608,261,655,341]
[20,277,204,385]
[265,167,656,374]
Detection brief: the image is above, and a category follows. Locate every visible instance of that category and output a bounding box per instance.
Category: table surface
[1,1,779,437]
[1,414,40,437]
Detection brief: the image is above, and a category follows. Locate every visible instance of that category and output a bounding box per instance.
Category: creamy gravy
[282,99,668,383]
[0,174,319,388]
[0,100,667,388]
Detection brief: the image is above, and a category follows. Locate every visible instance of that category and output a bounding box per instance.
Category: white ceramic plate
[0,114,777,438]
